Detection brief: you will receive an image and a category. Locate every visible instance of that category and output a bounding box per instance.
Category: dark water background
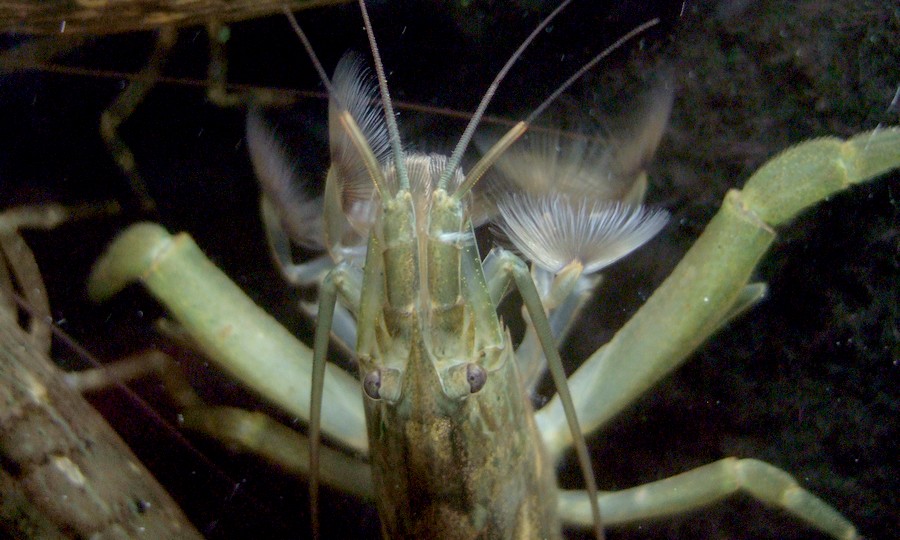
[0,0,897,538]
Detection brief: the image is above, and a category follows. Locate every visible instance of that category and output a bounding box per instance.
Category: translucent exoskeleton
[265,3,668,536]
[235,1,883,538]
[65,1,899,539]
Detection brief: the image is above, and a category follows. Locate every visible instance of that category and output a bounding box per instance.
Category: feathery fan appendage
[488,128,627,202]
[328,53,393,217]
[496,192,668,274]
[246,110,327,250]
[330,53,392,165]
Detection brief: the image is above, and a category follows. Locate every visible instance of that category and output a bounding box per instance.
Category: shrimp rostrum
[85,1,900,538]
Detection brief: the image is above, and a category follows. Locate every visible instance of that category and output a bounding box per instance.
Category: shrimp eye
[466,363,487,394]
[363,370,382,400]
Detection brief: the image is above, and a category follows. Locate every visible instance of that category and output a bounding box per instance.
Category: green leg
[483,249,600,394]
[87,223,368,453]
[68,349,374,499]
[516,270,602,395]
[308,265,339,539]
[536,128,900,458]
[493,249,605,539]
[72,348,374,503]
[180,406,373,500]
[559,458,858,540]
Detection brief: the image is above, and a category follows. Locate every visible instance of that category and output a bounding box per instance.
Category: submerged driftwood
[0,307,202,538]
[0,0,351,35]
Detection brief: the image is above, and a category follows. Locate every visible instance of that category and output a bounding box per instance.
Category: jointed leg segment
[99,27,177,211]
[559,458,859,540]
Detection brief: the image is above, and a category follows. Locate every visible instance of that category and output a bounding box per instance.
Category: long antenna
[452,17,661,202]
[437,0,575,190]
[283,8,338,100]
[284,7,391,197]
[527,18,659,124]
[357,0,410,191]
[282,9,332,538]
